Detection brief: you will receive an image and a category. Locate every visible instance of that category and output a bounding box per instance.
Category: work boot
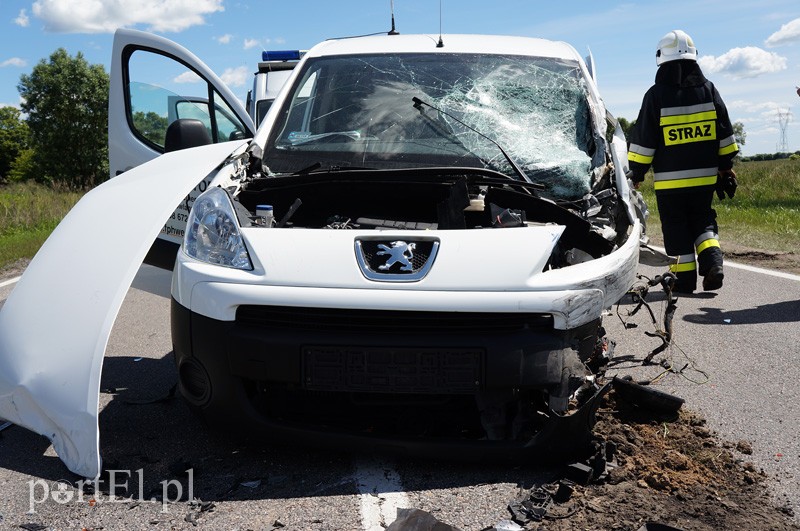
[703,265,724,291]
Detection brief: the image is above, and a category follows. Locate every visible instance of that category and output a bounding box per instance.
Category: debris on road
[617,272,679,364]
[612,376,685,416]
[493,388,799,530]
[385,508,461,531]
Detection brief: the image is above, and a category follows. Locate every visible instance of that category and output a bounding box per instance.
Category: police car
[0,29,644,478]
[246,49,304,127]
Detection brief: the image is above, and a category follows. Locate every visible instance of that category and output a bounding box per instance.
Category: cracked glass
[264,53,597,200]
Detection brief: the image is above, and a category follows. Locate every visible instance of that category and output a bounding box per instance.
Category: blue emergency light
[262,50,302,62]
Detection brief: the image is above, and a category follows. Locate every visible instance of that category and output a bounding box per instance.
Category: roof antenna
[388,0,399,35]
[436,0,444,47]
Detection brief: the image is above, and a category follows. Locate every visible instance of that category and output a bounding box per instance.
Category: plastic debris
[240,479,262,489]
[508,485,553,523]
[385,508,462,531]
[489,520,524,531]
[612,376,684,416]
[723,319,731,323]
[124,383,177,405]
[637,523,686,531]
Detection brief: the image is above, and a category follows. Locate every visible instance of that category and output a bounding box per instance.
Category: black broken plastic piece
[509,485,554,524]
[124,383,177,405]
[637,523,686,531]
[553,480,575,503]
[566,461,594,485]
[612,376,684,415]
[385,508,462,531]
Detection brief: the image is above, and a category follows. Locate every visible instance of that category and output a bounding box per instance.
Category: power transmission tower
[776,109,790,153]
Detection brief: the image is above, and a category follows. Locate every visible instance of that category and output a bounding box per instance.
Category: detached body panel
[0,141,245,478]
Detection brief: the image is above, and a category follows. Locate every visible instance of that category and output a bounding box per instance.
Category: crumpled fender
[0,140,246,479]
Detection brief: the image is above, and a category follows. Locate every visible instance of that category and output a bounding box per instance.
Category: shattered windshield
[264,53,598,199]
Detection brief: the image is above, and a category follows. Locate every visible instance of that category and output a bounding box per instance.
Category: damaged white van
[0,29,643,478]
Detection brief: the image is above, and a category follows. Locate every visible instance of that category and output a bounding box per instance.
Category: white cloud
[698,47,786,79]
[30,0,224,34]
[727,100,783,114]
[15,9,30,27]
[765,17,800,47]
[173,71,201,84]
[0,58,27,67]
[274,37,286,45]
[243,38,261,50]
[220,66,249,88]
[217,33,232,44]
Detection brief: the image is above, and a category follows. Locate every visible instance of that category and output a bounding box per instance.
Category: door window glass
[126,50,249,150]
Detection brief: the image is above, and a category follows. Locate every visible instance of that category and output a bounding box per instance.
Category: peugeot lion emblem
[355,238,439,282]
[377,241,416,271]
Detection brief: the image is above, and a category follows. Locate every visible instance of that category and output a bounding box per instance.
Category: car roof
[305,34,583,62]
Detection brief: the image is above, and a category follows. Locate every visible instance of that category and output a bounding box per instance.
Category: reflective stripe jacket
[628,61,739,193]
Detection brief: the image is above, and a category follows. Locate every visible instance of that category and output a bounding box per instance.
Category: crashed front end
[169,37,642,460]
[171,210,638,460]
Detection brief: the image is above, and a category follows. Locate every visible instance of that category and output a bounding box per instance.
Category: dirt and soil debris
[493,389,799,531]
[725,246,800,275]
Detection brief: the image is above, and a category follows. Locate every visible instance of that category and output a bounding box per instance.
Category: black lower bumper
[171,298,605,461]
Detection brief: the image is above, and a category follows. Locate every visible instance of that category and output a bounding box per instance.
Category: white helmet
[656,30,697,65]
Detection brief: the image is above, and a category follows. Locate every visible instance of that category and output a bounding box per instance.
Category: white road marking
[725,260,800,281]
[649,246,800,282]
[0,276,21,289]
[356,457,409,531]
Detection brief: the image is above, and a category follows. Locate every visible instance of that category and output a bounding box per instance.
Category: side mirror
[164,119,212,152]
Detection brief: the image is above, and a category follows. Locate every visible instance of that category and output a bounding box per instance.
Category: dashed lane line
[356,457,409,531]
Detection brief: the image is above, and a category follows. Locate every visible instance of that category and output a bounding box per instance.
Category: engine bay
[233,166,632,269]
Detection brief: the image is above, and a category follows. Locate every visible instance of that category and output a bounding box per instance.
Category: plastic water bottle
[256,204,274,227]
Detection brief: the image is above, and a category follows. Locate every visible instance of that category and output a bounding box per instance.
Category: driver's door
[109,28,256,267]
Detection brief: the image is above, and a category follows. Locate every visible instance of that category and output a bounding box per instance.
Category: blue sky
[1,0,799,155]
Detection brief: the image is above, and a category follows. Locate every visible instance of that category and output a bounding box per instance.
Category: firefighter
[628,30,739,294]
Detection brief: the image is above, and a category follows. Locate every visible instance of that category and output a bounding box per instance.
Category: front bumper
[171,298,606,461]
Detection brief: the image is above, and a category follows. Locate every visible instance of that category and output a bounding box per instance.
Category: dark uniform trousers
[656,187,723,290]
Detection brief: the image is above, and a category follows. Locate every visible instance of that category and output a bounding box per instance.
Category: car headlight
[183,186,252,270]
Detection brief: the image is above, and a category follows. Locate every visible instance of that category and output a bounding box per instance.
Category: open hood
[0,140,245,479]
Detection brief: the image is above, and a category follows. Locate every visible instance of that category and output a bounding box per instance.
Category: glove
[716,170,737,200]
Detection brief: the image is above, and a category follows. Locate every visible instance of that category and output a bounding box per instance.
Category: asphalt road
[0,259,798,530]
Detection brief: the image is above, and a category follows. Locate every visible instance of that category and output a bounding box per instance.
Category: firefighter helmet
[656,30,697,66]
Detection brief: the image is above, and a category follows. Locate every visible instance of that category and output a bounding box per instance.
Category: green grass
[0,181,83,270]
[639,158,800,253]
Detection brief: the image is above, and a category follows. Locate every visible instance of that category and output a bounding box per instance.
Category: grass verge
[0,182,83,270]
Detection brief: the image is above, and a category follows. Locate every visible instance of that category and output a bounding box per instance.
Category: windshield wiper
[412,97,535,186]
[291,162,376,176]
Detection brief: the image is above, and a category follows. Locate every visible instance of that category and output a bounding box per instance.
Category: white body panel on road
[0,141,244,478]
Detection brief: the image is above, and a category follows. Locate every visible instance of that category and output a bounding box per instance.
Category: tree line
[1,49,109,189]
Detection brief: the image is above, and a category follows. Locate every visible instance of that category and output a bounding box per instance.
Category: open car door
[109,28,255,268]
[0,28,254,479]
